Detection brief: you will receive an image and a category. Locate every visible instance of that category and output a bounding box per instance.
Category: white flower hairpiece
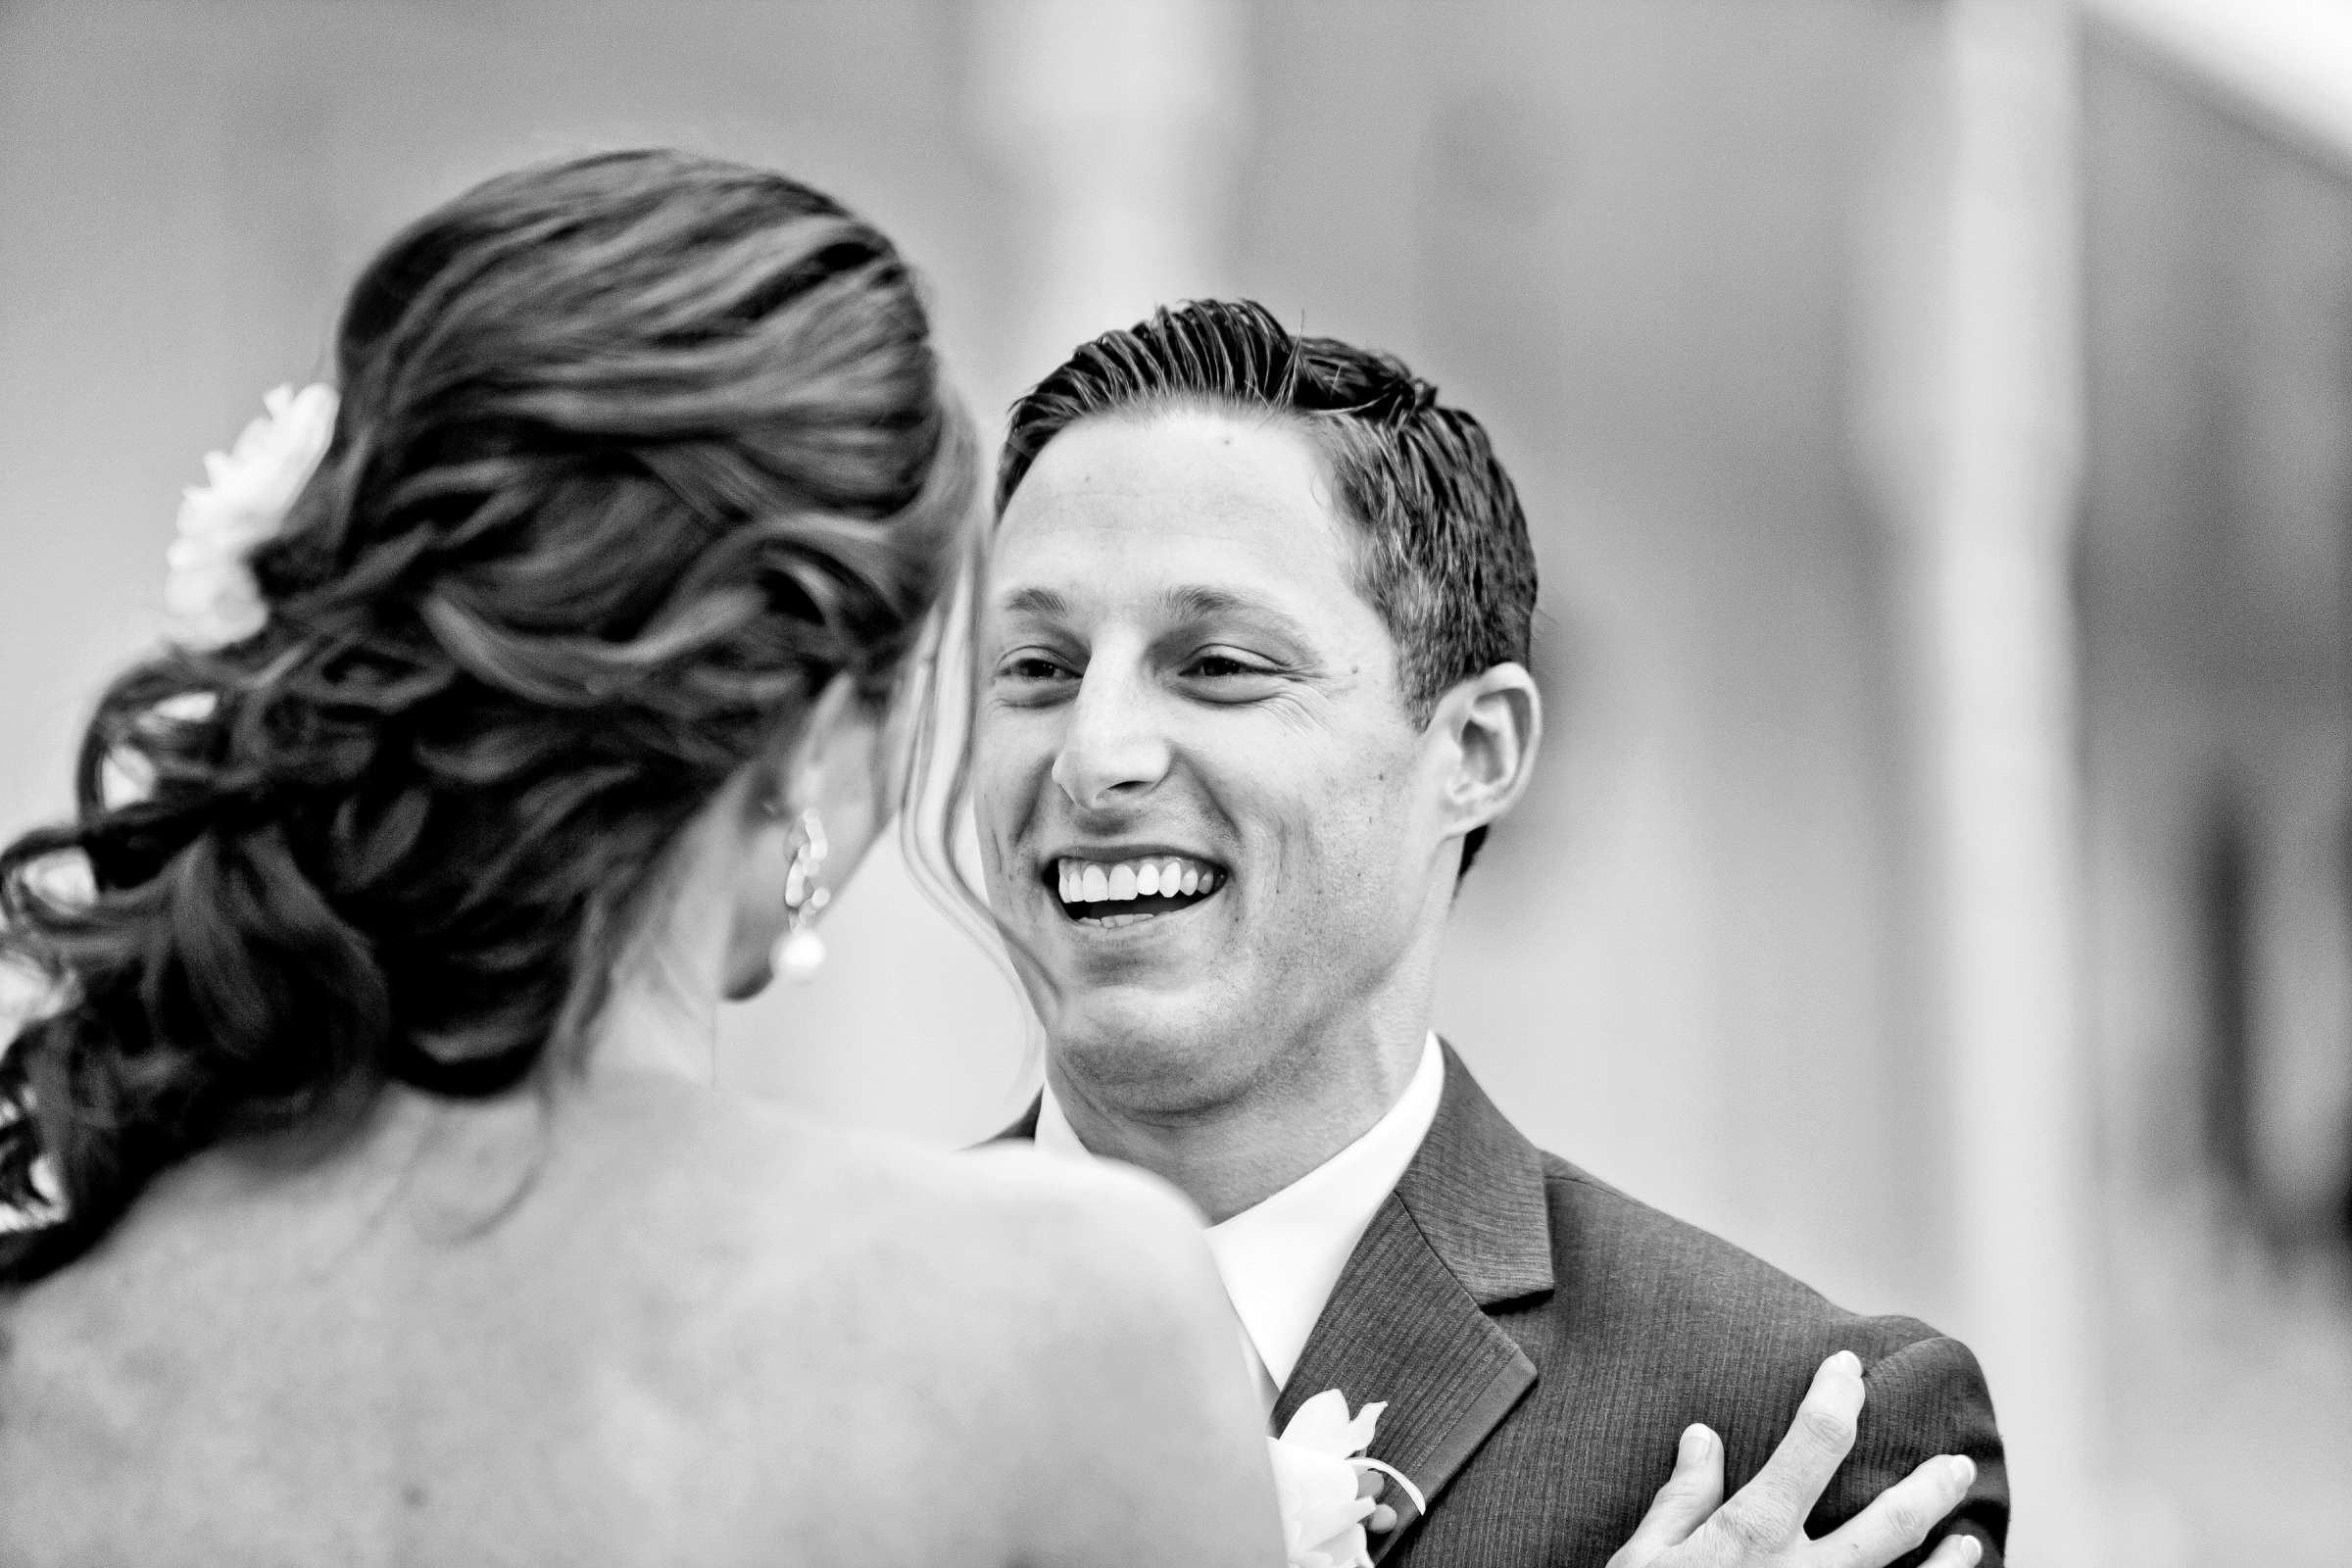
[164,382,338,650]
[1267,1391,1428,1568]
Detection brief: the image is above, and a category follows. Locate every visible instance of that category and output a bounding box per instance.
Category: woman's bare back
[0,1075,1279,1566]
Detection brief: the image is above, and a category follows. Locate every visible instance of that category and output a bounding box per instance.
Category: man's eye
[1180,651,1281,685]
[997,655,1074,682]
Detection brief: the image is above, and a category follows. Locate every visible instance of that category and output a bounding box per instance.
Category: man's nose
[1051,668,1172,809]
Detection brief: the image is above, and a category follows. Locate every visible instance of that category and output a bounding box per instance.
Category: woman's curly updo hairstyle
[0,150,976,1281]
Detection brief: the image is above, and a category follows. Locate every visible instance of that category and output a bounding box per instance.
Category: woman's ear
[1430,662,1542,840]
[761,671,866,822]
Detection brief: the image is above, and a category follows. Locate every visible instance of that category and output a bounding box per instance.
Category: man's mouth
[1048,855,1226,928]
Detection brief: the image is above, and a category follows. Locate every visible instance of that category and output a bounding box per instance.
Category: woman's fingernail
[1948,1455,1976,1488]
[1831,1349,1862,1377]
[1958,1536,1983,1564]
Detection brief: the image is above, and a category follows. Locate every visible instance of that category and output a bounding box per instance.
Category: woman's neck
[590,944,721,1083]
[585,777,746,1085]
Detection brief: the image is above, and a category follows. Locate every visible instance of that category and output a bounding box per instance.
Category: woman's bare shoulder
[895,1141,1223,1328]
[551,1082,1267,1559]
[562,1078,1219,1355]
[720,1127,1277,1565]
[684,1096,1207,1322]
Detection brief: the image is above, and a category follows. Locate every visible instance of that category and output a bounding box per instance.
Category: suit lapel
[1274,1045,1553,1562]
[997,1053,1554,1560]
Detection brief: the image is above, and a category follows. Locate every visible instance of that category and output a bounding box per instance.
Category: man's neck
[1045,1017,1431,1223]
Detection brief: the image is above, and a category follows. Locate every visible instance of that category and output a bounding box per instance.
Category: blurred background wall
[3,1,2346,1562]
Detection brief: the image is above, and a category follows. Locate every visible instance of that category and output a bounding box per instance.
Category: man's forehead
[1001,407,1337,520]
[988,412,1361,604]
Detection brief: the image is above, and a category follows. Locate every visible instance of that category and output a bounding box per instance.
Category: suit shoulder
[1532,1151,1941,1360]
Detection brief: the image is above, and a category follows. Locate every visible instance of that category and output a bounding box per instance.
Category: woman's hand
[1607,1352,1983,1568]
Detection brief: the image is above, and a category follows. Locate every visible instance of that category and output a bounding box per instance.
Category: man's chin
[1043,989,1256,1104]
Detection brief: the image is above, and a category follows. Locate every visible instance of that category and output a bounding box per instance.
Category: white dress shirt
[1035,1032,1446,1417]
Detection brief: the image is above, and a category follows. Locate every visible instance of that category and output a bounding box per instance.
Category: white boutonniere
[1266,1390,1428,1568]
[164,382,337,649]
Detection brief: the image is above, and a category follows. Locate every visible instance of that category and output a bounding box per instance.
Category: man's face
[977,408,1451,1110]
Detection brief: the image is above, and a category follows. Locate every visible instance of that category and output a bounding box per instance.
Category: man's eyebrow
[994,583,1317,642]
[996,585,1070,620]
[1156,586,1314,643]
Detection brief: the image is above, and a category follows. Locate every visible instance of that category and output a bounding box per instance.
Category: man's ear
[1429,662,1542,840]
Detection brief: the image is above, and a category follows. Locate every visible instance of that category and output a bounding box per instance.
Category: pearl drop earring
[772,808,831,982]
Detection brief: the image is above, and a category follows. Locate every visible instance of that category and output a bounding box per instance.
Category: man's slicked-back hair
[996,299,1539,873]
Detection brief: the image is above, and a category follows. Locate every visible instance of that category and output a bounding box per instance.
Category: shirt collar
[1035,1032,1446,1396]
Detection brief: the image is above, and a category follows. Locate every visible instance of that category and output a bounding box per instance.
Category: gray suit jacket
[1003,1042,2008,1566]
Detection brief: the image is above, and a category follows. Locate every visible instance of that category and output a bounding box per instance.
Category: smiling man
[973,301,2007,1567]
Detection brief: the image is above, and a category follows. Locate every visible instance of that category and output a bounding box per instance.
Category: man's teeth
[1056,856,1222,906]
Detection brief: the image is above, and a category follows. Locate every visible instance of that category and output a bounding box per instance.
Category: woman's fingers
[1357,1465,1397,1534]
[1604,1353,1984,1568]
[1607,1422,1727,1564]
[1699,1352,1864,1552]
[1918,1531,1984,1568]
[1812,1454,1979,1568]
